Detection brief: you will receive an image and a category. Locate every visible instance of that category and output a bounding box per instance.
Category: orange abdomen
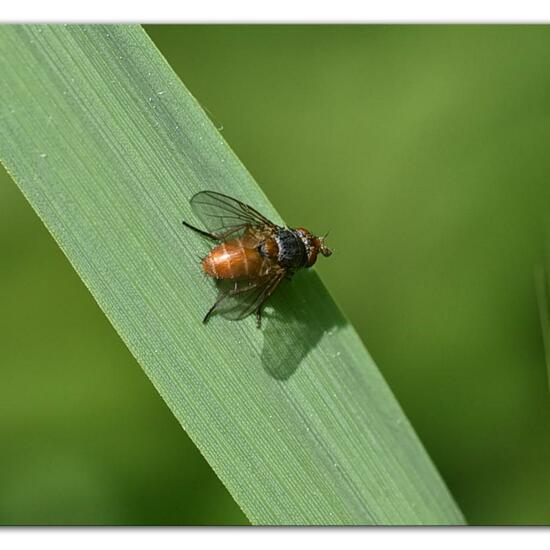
[202,240,266,279]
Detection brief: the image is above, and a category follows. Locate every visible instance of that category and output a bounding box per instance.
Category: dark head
[294,227,333,268]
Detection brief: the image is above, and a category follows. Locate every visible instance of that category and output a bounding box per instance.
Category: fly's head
[295,227,333,267]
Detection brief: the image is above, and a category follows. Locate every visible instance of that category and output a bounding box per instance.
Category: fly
[182,190,332,328]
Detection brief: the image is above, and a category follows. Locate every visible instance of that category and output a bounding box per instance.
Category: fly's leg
[256,308,263,329]
[203,293,228,324]
[203,281,260,325]
[183,220,250,241]
[182,221,219,241]
[254,271,286,329]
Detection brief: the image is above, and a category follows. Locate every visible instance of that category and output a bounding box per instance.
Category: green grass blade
[0,24,464,525]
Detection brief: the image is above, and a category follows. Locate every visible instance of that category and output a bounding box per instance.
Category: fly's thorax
[274,229,307,269]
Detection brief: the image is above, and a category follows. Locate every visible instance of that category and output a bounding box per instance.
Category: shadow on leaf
[260,270,347,381]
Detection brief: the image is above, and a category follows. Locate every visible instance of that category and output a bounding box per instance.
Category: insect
[182,190,332,328]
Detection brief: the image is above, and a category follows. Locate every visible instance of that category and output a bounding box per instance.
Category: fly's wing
[190,191,278,240]
[213,271,285,321]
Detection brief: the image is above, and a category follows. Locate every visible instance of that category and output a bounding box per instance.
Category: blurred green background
[2,25,550,525]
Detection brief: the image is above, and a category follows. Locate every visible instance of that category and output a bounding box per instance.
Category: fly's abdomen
[202,240,265,279]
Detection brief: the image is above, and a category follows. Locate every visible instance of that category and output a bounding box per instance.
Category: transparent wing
[210,271,286,321]
[190,191,277,239]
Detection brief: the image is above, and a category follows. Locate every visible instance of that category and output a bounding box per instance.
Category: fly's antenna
[318,230,333,257]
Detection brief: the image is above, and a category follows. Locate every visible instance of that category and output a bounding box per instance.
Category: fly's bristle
[201,255,216,277]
